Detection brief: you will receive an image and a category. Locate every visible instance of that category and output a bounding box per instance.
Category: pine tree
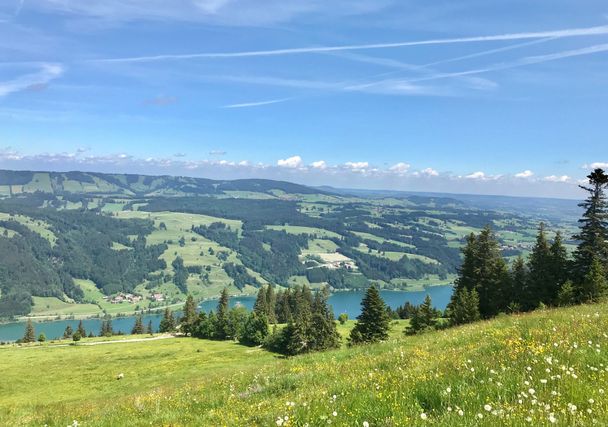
[526,223,553,309]
[131,314,145,335]
[310,287,340,351]
[580,257,608,303]
[349,285,390,345]
[557,280,576,306]
[406,295,437,335]
[147,320,154,335]
[22,319,36,343]
[181,294,197,335]
[265,284,277,324]
[214,288,230,339]
[159,308,176,333]
[509,256,528,310]
[63,325,73,339]
[77,320,86,338]
[548,232,569,304]
[450,227,510,318]
[100,316,113,337]
[253,287,268,318]
[573,169,608,283]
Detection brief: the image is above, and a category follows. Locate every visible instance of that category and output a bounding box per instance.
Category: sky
[1,1,608,199]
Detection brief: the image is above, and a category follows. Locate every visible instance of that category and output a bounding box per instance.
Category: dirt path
[17,334,174,349]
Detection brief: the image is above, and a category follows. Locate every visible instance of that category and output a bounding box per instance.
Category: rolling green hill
[1,302,605,426]
[0,169,578,318]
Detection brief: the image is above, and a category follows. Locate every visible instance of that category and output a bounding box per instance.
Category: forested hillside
[0,169,578,317]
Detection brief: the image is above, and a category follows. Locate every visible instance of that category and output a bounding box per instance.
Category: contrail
[92,25,608,63]
[221,98,290,109]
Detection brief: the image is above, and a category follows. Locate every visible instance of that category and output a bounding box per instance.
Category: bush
[338,313,348,325]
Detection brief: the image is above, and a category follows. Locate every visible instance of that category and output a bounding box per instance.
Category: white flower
[363,422,369,427]
[528,388,536,395]
[477,413,484,419]
[484,404,492,412]
[420,413,428,420]
[548,414,557,424]
[332,411,337,417]
[540,379,548,384]
[276,418,284,426]
[458,410,464,416]
[589,399,595,404]
[446,387,451,393]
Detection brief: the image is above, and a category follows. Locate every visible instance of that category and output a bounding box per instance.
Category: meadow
[0,303,606,426]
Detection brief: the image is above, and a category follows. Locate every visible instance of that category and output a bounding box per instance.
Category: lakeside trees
[449,169,608,325]
[349,285,390,345]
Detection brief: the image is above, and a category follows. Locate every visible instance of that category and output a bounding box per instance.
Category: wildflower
[363,422,369,427]
[332,411,337,417]
[528,388,536,395]
[420,413,428,420]
[589,399,595,404]
[526,416,532,422]
[548,414,557,424]
[477,413,483,419]
[458,410,464,416]
[484,404,492,412]
[540,379,548,384]
[446,387,451,393]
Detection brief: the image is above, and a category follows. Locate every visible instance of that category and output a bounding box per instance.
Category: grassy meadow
[1,304,606,426]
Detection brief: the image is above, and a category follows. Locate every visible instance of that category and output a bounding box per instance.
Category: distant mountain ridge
[0,170,327,198]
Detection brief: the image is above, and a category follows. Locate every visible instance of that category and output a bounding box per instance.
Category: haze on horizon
[1,0,608,199]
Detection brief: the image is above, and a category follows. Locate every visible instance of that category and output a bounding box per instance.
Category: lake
[0,285,453,342]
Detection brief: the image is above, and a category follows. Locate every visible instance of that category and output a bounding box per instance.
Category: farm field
[0,303,606,426]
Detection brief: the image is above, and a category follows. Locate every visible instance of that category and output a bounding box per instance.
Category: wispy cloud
[221,98,289,109]
[92,25,608,63]
[143,95,177,106]
[0,63,64,97]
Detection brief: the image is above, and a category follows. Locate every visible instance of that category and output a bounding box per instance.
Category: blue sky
[1,1,608,198]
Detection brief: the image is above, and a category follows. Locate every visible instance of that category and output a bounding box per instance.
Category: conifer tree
[100,316,113,337]
[573,169,608,283]
[63,325,73,339]
[310,287,340,351]
[349,285,390,345]
[509,256,528,310]
[580,257,608,303]
[557,280,576,306]
[38,332,46,342]
[406,295,437,335]
[22,319,36,343]
[548,232,569,304]
[159,308,176,333]
[253,287,268,318]
[146,320,154,335]
[77,320,86,338]
[214,288,230,339]
[131,313,145,335]
[526,223,553,310]
[265,284,277,324]
[181,294,197,335]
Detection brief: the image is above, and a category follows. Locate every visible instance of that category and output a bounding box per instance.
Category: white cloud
[0,63,64,97]
[543,175,570,183]
[420,167,439,177]
[311,160,327,169]
[465,171,486,180]
[344,161,369,172]
[277,155,303,168]
[515,170,534,178]
[389,162,410,174]
[584,162,608,169]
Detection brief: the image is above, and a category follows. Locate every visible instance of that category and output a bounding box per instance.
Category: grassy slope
[1,304,606,426]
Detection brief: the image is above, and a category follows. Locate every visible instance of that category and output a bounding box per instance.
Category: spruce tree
[181,294,197,335]
[573,169,608,283]
[100,316,113,337]
[310,287,340,351]
[349,285,390,345]
[509,256,528,311]
[526,223,553,310]
[77,320,86,338]
[253,287,268,318]
[580,257,608,303]
[131,314,145,335]
[406,295,437,335]
[147,320,154,335]
[159,308,176,333]
[215,288,230,339]
[63,325,73,339]
[22,319,36,343]
[239,312,269,346]
[265,284,277,324]
[557,280,576,306]
[548,232,569,304]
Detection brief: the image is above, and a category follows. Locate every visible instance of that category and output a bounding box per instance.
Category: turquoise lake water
[0,285,453,342]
